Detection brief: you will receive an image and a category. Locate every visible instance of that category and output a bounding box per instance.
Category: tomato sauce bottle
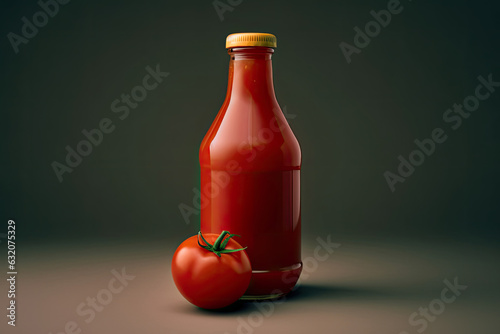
[200,33,301,299]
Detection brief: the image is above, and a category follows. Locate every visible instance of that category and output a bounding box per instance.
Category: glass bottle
[200,33,301,299]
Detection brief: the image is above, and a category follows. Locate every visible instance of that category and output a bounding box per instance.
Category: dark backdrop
[1,0,499,244]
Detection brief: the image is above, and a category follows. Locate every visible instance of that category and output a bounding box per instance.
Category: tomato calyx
[197,230,247,257]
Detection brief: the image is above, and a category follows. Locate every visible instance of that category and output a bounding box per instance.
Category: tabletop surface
[4,237,499,334]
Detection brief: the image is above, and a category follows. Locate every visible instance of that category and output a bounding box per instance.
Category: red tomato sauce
[200,46,302,298]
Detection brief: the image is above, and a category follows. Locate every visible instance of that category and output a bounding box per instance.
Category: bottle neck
[226,47,276,101]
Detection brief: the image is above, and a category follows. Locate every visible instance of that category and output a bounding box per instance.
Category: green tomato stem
[197,230,247,257]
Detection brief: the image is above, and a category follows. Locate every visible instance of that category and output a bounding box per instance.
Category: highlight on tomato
[171,230,252,309]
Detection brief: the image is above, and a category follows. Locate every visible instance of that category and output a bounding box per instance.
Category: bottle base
[241,262,302,300]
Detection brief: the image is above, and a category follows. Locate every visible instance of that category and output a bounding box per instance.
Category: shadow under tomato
[193,300,254,315]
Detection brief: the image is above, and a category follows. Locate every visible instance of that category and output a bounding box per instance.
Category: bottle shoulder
[200,102,301,171]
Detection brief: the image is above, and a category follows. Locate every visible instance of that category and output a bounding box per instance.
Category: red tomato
[171,231,252,309]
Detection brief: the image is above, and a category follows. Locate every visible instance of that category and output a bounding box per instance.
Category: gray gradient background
[1,1,500,333]
[1,0,499,243]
